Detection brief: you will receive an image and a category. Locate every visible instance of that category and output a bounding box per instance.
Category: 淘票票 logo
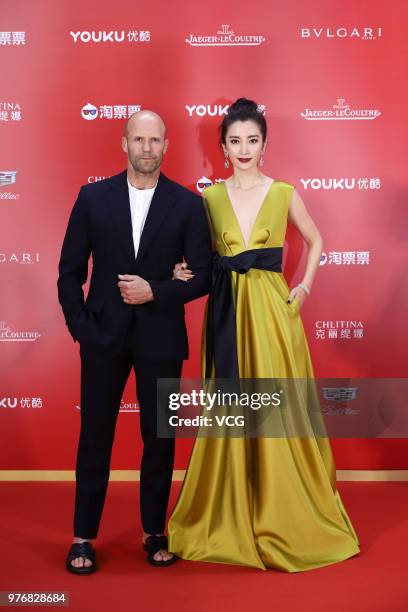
[186,24,266,47]
[81,103,141,120]
[196,177,213,192]
[70,30,151,43]
[301,98,381,121]
[0,31,26,45]
[319,251,370,266]
[0,321,41,342]
[196,176,225,193]
[300,26,382,40]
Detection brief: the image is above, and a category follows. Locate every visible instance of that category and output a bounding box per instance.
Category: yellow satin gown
[168,180,360,572]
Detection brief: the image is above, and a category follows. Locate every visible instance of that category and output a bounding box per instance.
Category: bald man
[58,111,212,572]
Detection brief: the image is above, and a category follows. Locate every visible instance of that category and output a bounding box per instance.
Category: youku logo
[0,321,41,342]
[301,98,381,121]
[186,104,229,117]
[186,104,266,118]
[300,27,382,40]
[70,30,151,43]
[300,177,381,190]
[186,24,266,47]
[81,103,141,121]
[0,397,43,409]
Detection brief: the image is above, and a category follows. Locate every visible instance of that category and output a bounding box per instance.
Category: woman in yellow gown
[168,98,360,572]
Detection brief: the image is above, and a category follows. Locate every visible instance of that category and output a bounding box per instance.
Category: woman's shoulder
[201,181,226,207]
[202,181,225,197]
[272,179,296,191]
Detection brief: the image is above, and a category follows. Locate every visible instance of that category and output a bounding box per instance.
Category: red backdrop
[1,0,407,472]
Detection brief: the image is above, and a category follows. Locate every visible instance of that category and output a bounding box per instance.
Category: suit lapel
[135,173,176,266]
[106,170,135,265]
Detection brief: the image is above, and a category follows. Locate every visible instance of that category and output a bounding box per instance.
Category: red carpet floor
[0,482,407,611]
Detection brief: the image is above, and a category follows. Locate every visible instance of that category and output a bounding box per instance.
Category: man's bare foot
[142,531,174,562]
[69,537,94,568]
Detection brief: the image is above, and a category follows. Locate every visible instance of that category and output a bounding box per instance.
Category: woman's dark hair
[220,97,267,144]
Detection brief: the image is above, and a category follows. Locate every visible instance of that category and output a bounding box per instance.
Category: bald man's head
[122,110,169,177]
[124,110,167,139]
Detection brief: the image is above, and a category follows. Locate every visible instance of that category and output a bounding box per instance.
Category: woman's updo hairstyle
[220,97,267,144]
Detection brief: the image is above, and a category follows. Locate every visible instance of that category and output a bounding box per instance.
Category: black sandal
[66,541,97,574]
[143,535,178,567]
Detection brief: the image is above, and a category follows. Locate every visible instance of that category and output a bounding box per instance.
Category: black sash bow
[205,247,283,379]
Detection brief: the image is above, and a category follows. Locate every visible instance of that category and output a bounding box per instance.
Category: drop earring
[224,154,230,169]
[259,155,264,167]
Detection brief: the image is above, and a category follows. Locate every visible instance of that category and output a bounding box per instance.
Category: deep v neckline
[223,180,275,250]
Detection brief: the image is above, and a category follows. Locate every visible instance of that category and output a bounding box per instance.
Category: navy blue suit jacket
[57,170,212,360]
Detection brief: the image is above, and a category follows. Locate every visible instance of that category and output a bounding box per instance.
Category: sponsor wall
[1,0,407,472]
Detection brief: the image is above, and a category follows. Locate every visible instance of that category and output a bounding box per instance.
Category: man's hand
[118,274,154,304]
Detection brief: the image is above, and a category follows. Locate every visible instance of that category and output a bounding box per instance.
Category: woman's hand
[287,284,309,308]
[172,261,194,281]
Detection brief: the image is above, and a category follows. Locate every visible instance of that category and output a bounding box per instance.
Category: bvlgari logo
[186,24,266,47]
[301,98,381,121]
[0,321,41,342]
[300,27,382,40]
[0,252,40,264]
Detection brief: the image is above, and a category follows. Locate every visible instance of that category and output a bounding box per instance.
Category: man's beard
[130,154,162,175]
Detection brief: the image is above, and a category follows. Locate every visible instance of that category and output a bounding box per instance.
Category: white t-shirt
[127,180,157,257]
